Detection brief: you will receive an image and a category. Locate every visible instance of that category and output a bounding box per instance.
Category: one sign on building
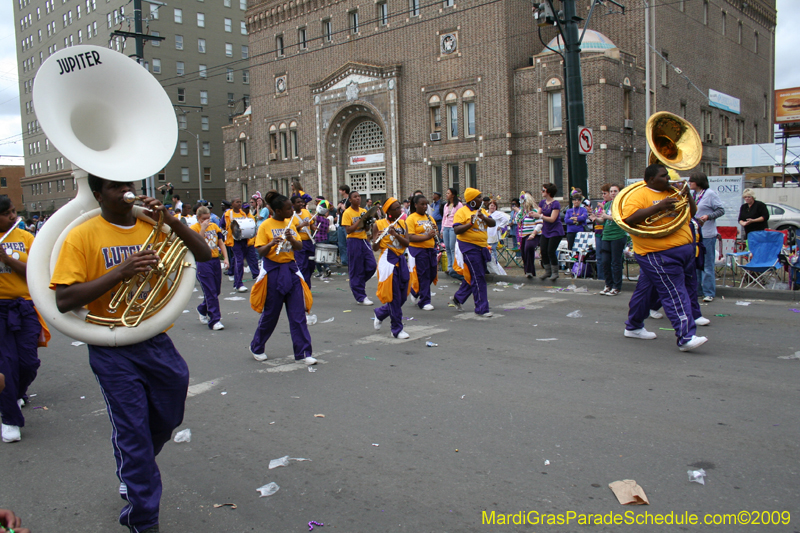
[709,89,741,115]
[349,153,385,165]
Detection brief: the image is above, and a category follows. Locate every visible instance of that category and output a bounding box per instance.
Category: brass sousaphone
[613,111,702,238]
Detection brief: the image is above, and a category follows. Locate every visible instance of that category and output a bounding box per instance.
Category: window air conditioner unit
[724,137,733,146]
[623,119,634,129]
[705,133,714,143]
[429,132,442,142]
[269,152,277,161]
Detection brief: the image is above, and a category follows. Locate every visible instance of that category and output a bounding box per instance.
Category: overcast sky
[1,0,799,160]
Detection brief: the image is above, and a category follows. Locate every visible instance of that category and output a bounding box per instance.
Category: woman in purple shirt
[535,183,565,281]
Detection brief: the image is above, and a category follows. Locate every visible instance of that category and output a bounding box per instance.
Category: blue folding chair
[727,231,784,289]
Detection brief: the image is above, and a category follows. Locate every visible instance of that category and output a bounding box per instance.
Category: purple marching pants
[295,239,316,286]
[196,259,222,328]
[521,235,539,276]
[0,299,41,428]
[649,266,702,320]
[625,244,697,346]
[408,247,436,308]
[231,240,259,289]
[347,238,377,303]
[375,250,409,336]
[250,259,313,360]
[453,242,491,315]
[88,333,189,533]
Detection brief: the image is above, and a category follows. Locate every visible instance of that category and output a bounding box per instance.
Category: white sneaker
[198,313,209,325]
[451,297,463,311]
[649,310,664,319]
[359,298,374,306]
[599,287,611,295]
[373,314,382,330]
[408,294,419,305]
[237,286,249,293]
[478,311,493,318]
[244,266,251,274]
[695,316,710,326]
[702,296,714,302]
[394,330,410,339]
[303,356,318,365]
[679,335,708,352]
[1,424,21,443]
[250,347,268,362]
[422,304,435,311]
[228,276,234,282]
[624,328,657,340]
[212,322,225,330]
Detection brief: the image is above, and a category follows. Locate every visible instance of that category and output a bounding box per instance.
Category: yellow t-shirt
[619,186,693,255]
[453,206,489,247]
[342,206,368,239]
[224,210,256,247]
[254,217,299,263]
[49,217,170,319]
[405,212,436,249]
[0,227,34,300]
[374,219,408,256]
[295,208,314,241]
[191,222,223,258]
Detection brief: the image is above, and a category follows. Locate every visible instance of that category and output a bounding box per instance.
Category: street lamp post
[182,129,204,201]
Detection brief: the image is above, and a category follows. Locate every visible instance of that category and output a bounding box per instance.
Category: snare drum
[314,243,339,264]
[234,217,257,240]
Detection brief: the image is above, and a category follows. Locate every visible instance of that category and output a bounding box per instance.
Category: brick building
[13,0,251,214]
[0,163,26,213]
[223,0,776,203]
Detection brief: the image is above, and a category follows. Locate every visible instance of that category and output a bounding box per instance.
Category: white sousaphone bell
[28,45,195,346]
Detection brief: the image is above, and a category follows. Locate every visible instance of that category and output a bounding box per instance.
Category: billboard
[775,87,800,124]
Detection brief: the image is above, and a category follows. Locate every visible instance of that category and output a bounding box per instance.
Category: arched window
[462,89,475,137]
[347,120,385,154]
[428,94,441,134]
[445,92,458,139]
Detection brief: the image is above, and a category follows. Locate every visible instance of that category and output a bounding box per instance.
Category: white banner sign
[709,89,741,115]
[349,153,384,165]
[726,144,778,168]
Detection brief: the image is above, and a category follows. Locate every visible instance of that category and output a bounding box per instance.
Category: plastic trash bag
[173,429,191,443]
[306,314,317,325]
[566,310,583,318]
[256,482,280,497]
[688,469,706,485]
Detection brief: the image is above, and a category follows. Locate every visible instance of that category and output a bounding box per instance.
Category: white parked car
[765,202,800,244]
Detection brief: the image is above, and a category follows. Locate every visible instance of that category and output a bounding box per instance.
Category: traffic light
[532,1,557,27]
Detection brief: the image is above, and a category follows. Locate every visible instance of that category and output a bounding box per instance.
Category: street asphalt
[2,269,799,532]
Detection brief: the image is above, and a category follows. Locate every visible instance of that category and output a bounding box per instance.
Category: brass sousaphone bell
[613,111,702,238]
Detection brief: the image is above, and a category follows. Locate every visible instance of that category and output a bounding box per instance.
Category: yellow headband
[464,188,481,203]
[382,197,397,214]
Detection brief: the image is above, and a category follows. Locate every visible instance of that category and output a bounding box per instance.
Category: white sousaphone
[29,45,194,346]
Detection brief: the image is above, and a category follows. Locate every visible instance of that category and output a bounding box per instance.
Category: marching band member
[50,175,212,533]
[0,195,49,444]
[372,198,411,339]
[342,191,377,305]
[191,206,229,331]
[313,201,333,278]
[451,188,496,317]
[406,194,438,311]
[621,164,707,352]
[291,193,317,285]
[249,191,316,365]
[224,197,258,293]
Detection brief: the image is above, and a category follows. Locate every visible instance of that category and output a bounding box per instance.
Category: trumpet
[425,214,441,247]
[373,218,401,245]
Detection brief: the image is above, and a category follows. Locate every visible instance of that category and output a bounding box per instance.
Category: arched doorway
[344,119,387,204]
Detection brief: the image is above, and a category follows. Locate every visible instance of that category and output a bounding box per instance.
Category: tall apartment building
[223,0,775,203]
[14,0,251,215]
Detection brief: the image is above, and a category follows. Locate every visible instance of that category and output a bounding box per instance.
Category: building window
[239,140,247,166]
[174,8,182,23]
[444,0,454,6]
[446,94,458,139]
[242,70,250,84]
[703,0,708,25]
[197,12,205,27]
[199,64,207,78]
[158,169,166,182]
[225,42,233,56]
[226,68,234,82]
[624,156,631,181]
[241,21,247,35]
[299,28,307,49]
[181,167,190,182]
[179,140,188,156]
[448,163,459,190]
[432,165,442,193]
[152,58,161,73]
[291,128,298,158]
[549,157,563,197]
[624,90,632,120]
[276,34,284,56]
[204,167,211,182]
[738,21,742,44]
[679,0,684,12]
[198,38,206,52]
[463,98,475,137]
[241,44,249,58]
[430,100,441,134]
[150,3,159,18]
[679,102,686,118]
[466,162,477,189]
[280,130,288,159]
[175,35,183,49]
[224,0,231,6]
[661,52,668,86]
[323,19,332,42]
[721,11,726,35]
[224,17,232,31]
[202,141,211,156]
[548,92,562,130]
[177,87,185,102]
[176,61,185,76]
[201,116,209,131]
[349,10,359,34]
[754,32,758,54]
[377,1,388,26]
[410,0,420,17]
[200,90,208,105]
[240,0,246,9]
[270,129,278,157]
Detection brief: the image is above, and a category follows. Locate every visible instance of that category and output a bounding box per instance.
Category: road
[2,271,799,532]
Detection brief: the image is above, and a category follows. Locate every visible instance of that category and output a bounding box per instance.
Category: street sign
[578,126,593,154]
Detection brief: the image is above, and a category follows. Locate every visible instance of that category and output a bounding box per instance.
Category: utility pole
[534,0,624,196]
